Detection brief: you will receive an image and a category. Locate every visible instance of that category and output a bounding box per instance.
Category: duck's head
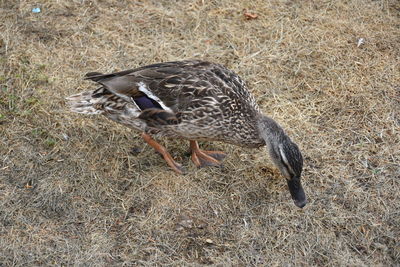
[257,115,307,208]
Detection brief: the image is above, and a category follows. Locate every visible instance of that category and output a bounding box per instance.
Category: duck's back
[161,61,263,146]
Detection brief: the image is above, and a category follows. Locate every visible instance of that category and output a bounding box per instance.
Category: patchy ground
[1,0,399,265]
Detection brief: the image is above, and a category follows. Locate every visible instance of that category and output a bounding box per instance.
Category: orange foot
[141,133,184,174]
[190,140,226,168]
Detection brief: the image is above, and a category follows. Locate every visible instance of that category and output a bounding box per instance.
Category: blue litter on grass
[32,7,41,13]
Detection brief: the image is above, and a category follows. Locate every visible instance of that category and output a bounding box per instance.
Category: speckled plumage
[67,59,307,208]
[68,60,264,147]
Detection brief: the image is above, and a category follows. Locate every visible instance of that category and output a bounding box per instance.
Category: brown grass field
[1,0,399,265]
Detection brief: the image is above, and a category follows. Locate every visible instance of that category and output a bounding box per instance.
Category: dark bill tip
[294,198,307,208]
[287,178,307,208]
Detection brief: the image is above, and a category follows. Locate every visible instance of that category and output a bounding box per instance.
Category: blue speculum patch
[134,96,163,110]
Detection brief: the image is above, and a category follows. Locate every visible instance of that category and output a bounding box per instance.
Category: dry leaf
[244,10,258,20]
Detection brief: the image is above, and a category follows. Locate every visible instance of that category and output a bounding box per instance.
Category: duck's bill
[287,178,307,208]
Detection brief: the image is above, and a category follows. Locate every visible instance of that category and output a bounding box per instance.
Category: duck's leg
[141,133,184,174]
[190,140,226,168]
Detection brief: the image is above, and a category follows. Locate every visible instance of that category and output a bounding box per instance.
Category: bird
[66,60,307,208]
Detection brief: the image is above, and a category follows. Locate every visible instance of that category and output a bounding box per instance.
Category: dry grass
[1,0,399,265]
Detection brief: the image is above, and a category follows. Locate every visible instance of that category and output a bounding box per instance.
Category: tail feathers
[84,72,105,82]
[66,90,104,115]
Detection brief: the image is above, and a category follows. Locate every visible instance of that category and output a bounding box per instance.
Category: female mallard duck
[67,60,306,208]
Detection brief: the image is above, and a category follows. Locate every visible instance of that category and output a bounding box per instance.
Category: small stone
[130,147,142,155]
[357,38,365,47]
[62,133,69,141]
[176,215,194,229]
[179,219,193,228]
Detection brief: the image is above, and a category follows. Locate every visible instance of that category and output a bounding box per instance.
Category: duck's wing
[84,60,213,113]
[84,60,259,135]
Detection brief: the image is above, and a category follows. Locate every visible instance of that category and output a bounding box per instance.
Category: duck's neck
[256,115,285,149]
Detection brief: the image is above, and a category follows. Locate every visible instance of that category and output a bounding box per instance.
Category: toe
[205,151,226,161]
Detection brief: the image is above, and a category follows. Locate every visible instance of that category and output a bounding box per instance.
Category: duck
[67,60,307,208]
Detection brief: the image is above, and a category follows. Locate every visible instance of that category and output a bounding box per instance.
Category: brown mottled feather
[67,60,307,208]
[139,109,180,127]
[69,60,265,147]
